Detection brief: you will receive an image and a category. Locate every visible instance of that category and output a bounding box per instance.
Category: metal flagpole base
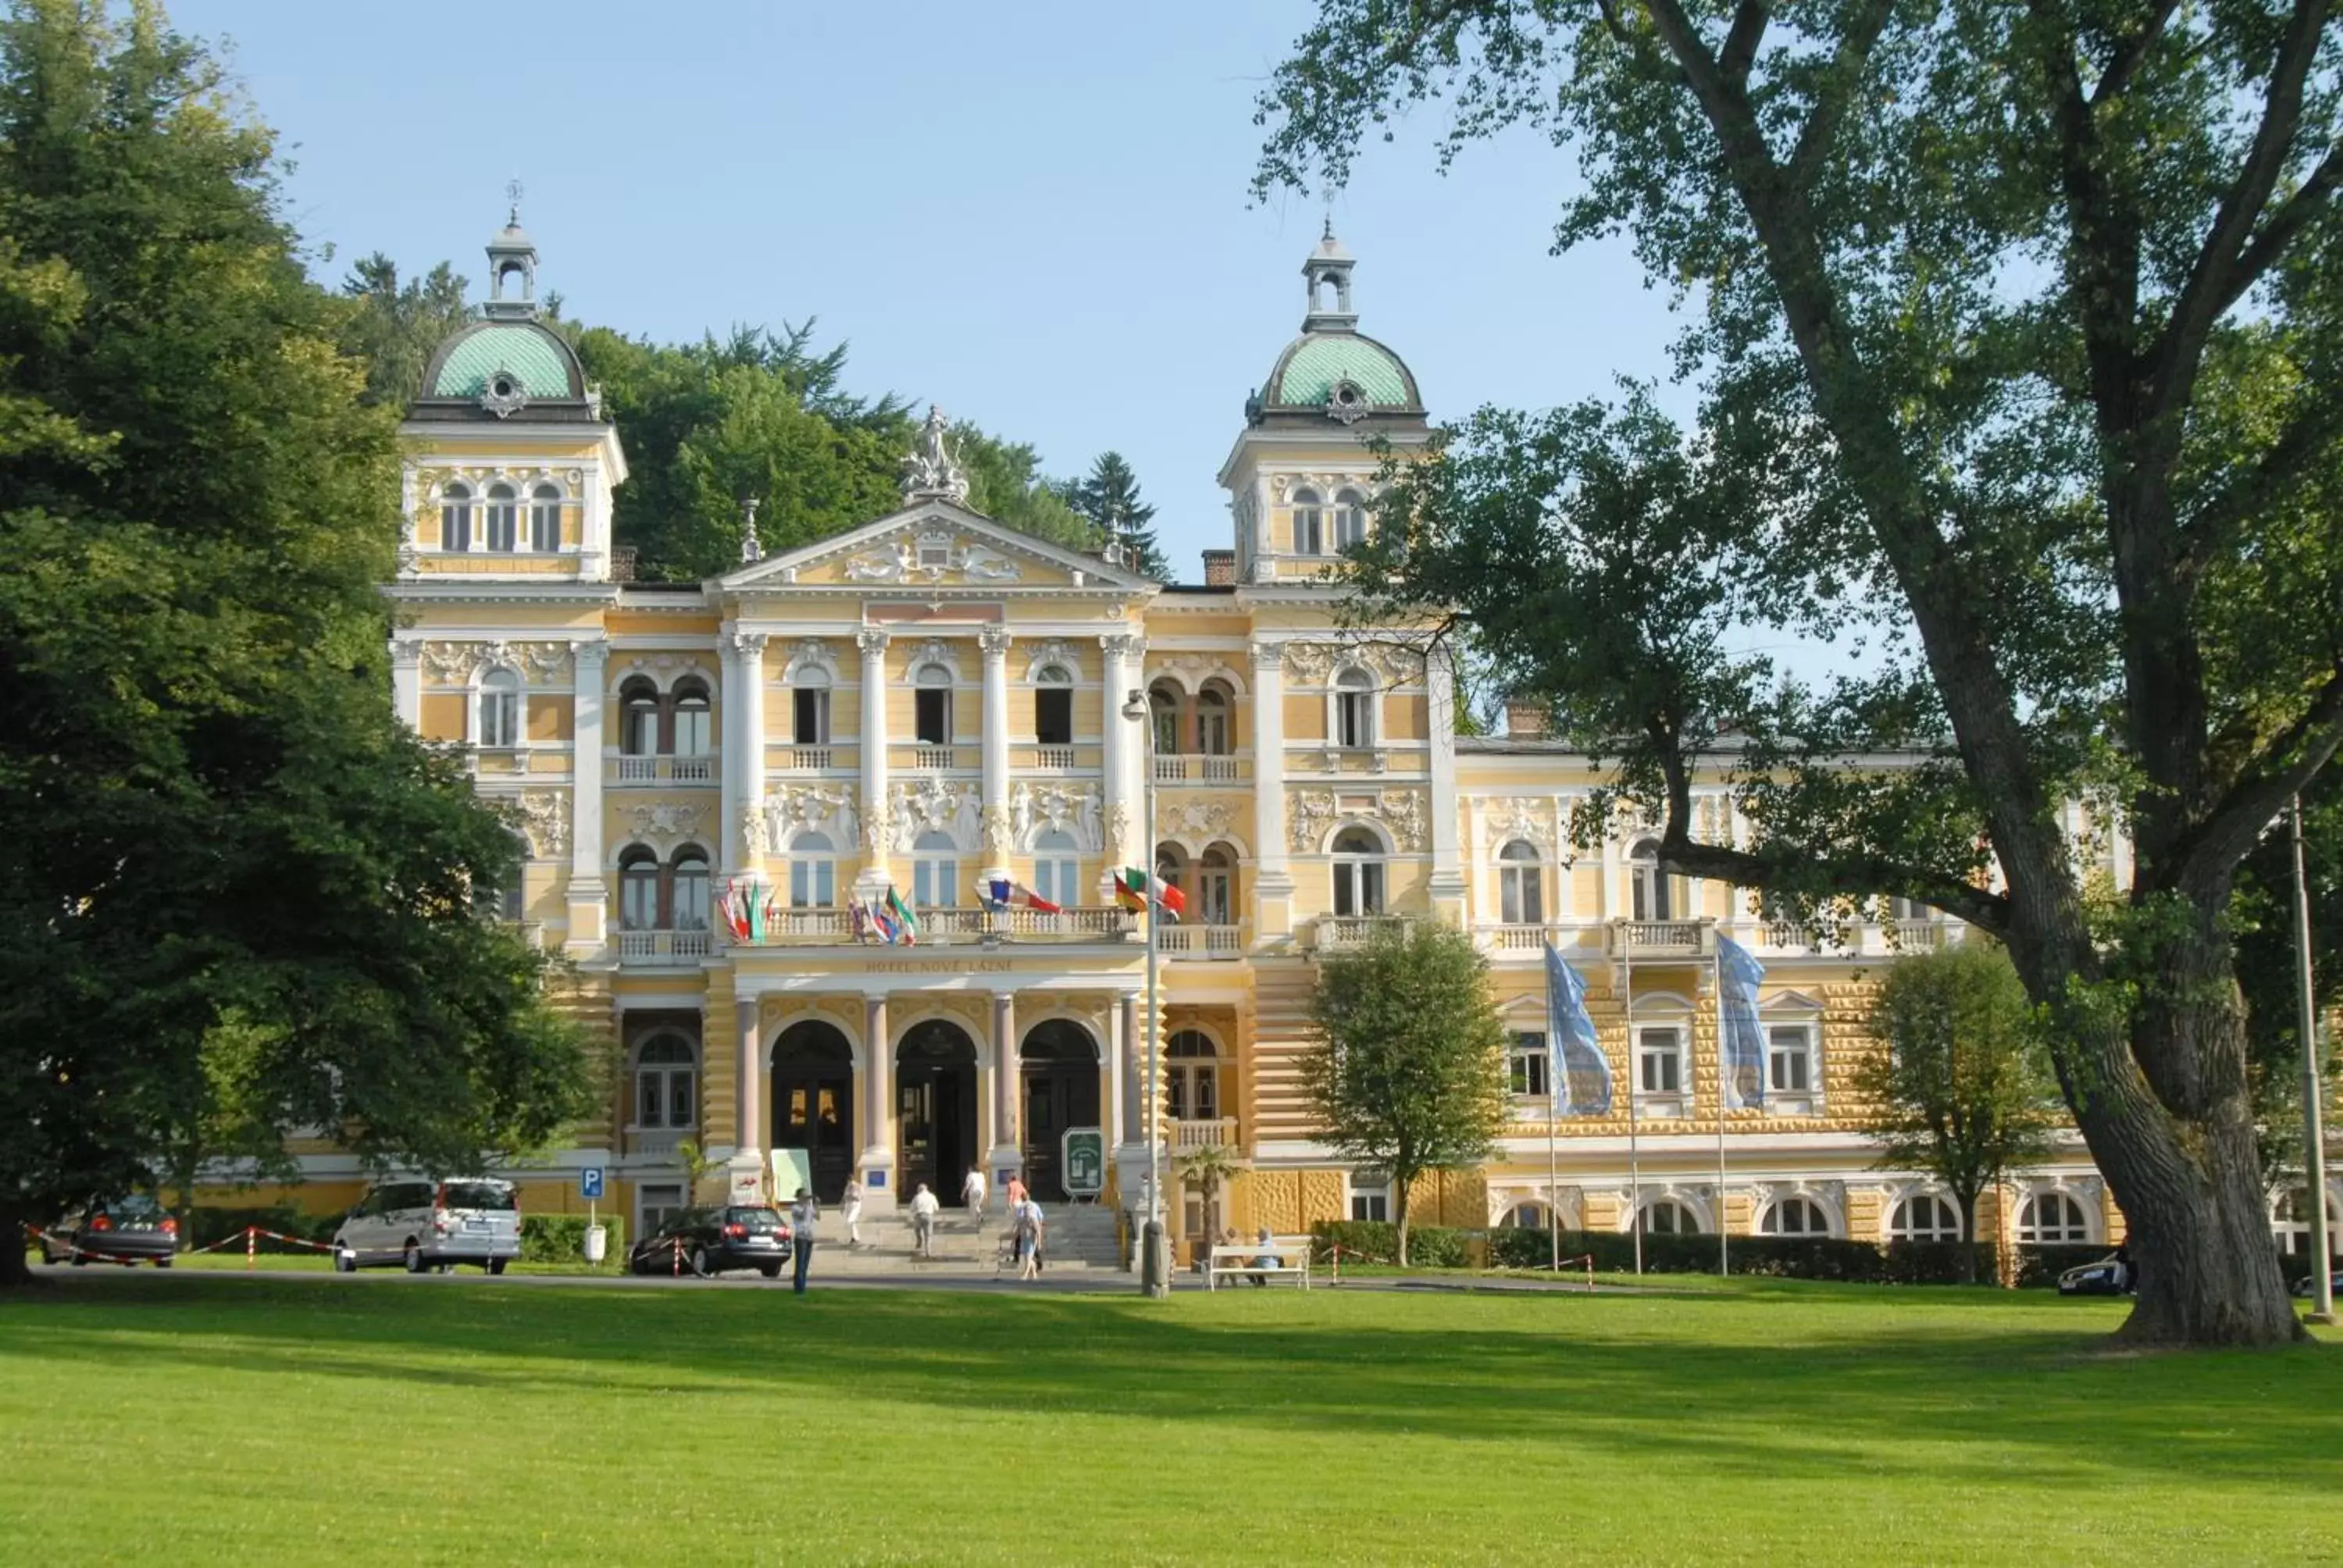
[1139,1218,1171,1298]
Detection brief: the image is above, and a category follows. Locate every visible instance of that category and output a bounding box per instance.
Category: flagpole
[1714,935,1730,1278]
[1623,924,1642,1277]
[1547,1032,1561,1274]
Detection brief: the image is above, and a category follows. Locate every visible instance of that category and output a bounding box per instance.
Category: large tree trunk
[1,1199,36,1288]
[1394,1181,1412,1269]
[1954,1188,1982,1285]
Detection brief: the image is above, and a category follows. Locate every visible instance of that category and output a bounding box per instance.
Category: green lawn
[0,1275,2334,1566]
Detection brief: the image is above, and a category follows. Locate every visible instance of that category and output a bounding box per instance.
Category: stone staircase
[816,1201,1128,1277]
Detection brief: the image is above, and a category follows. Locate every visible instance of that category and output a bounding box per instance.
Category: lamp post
[1122,686,1171,1298]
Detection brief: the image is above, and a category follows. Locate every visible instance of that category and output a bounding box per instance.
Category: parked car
[2294,1269,2341,1300]
[627,1206,793,1278]
[2057,1252,2135,1296]
[41,1195,177,1267]
[332,1178,522,1274]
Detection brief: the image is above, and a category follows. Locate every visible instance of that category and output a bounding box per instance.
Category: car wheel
[333,1246,357,1274]
[760,1263,783,1279]
[487,1257,507,1276]
[403,1241,426,1274]
[688,1245,712,1278]
[155,1257,173,1269]
[70,1250,87,1267]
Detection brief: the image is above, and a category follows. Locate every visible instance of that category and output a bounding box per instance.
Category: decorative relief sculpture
[417,639,572,686]
[1282,639,1425,686]
[1288,789,1339,853]
[509,789,570,858]
[739,802,768,858]
[763,784,859,853]
[1159,795,1239,846]
[899,404,970,502]
[619,800,707,855]
[981,802,1013,857]
[844,540,912,582]
[1482,796,1559,852]
[891,776,982,853]
[783,638,836,683]
[1009,781,1104,853]
[1286,786,1425,853]
[1022,639,1078,681]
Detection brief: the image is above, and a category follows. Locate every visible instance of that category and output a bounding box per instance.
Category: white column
[989,991,1020,1179]
[723,632,768,876]
[736,998,761,1152]
[861,993,896,1210]
[979,626,1012,881]
[1100,633,1140,868]
[1249,640,1292,932]
[565,640,609,955]
[390,636,423,729]
[857,629,891,892]
[1427,642,1466,918]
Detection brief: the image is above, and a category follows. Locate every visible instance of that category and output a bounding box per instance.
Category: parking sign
[580,1167,605,1200]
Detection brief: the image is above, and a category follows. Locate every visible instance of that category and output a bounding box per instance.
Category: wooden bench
[1205,1235,1313,1290]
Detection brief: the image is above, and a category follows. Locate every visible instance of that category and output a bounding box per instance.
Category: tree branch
[1786,0,1895,193]
[2180,389,2343,556]
[2170,664,2343,900]
[2216,138,2343,319]
[2092,0,2181,106]
[1718,0,1769,88]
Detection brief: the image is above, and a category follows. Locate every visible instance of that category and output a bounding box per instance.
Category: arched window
[1501,1202,1551,1230]
[1149,682,1182,755]
[634,1035,696,1130]
[1031,829,1079,911]
[1336,668,1376,749]
[1332,487,1368,551]
[440,482,474,551]
[529,483,562,552]
[477,668,522,750]
[483,482,519,553]
[618,847,660,932]
[788,830,835,909]
[1639,1198,1700,1235]
[1332,826,1385,917]
[1628,838,1673,921]
[671,678,711,757]
[793,667,831,746]
[1033,664,1073,747]
[1760,1197,1831,1237]
[1888,1194,1963,1242]
[669,848,710,932]
[1291,487,1324,555]
[1196,843,1236,926]
[1498,839,1543,925]
[1196,681,1233,755]
[2017,1192,2092,1245]
[619,677,660,757]
[914,664,953,746]
[912,829,958,910]
[2273,1188,2339,1260]
[1167,1029,1219,1123]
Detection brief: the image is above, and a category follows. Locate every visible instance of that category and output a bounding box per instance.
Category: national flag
[1114,866,1186,921]
[850,900,873,943]
[886,885,920,945]
[1543,942,1613,1115]
[978,878,1062,914]
[1717,934,1767,1110]
[720,878,752,941]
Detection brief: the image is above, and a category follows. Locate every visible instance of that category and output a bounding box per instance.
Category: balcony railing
[1033,745,1077,770]
[1605,918,1716,960]
[626,1128,686,1159]
[1169,1116,1239,1152]
[1481,922,1567,953]
[614,754,716,785]
[726,905,1137,947]
[1314,914,1414,951]
[1888,918,1946,950]
[1153,754,1246,783]
[616,928,713,965]
[911,745,958,771]
[1154,923,1244,958]
[781,745,835,771]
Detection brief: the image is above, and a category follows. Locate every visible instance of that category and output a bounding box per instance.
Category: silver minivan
[332,1178,522,1274]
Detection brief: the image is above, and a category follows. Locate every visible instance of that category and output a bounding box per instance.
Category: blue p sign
[580,1167,605,1200]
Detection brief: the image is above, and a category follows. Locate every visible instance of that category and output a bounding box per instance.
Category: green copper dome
[1272,333,1413,407]
[426,322,581,401]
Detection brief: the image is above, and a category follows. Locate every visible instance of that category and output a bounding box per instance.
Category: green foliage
[1303,921,1508,1263]
[1311,1218,1474,1269]
[337,253,469,406]
[1068,451,1169,579]
[2231,782,2340,1182]
[520,1213,626,1264]
[0,1,590,1276]
[184,1204,337,1251]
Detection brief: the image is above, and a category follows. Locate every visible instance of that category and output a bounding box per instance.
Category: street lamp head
[1121,689,1146,723]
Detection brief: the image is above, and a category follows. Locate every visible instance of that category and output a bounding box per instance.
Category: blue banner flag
[1717,934,1767,1110]
[1543,942,1614,1115]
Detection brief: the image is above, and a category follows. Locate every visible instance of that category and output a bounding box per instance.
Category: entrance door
[1020,1020,1102,1201]
[771,1022,854,1203]
[897,1020,979,1204]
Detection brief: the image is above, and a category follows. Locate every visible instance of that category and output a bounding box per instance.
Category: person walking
[909,1182,941,1259]
[841,1178,865,1248]
[1014,1196,1045,1281]
[1005,1172,1029,1213]
[788,1187,819,1293]
[961,1166,988,1226]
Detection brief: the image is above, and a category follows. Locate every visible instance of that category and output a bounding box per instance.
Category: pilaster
[859,993,897,1209]
[565,638,609,956]
[1427,641,1466,920]
[979,625,1013,882]
[988,989,1020,1181]
[390,635,423,729]
[857,629,892,893]
[1248,639,1293,936]
[1101,633,1143,866]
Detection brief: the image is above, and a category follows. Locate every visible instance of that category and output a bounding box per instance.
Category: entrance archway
[897,1019,979,1204]
[1020,1019,1102,1201]
[772,1021,854,1203]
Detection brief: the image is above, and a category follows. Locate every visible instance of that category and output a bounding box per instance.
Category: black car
[41,1196,178,1267]
[2057,1253,2135,1296]
[2294,1269,2341,1300]
[628,1206,793,1278]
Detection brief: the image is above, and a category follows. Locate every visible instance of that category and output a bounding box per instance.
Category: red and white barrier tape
[24,1221,337,1268]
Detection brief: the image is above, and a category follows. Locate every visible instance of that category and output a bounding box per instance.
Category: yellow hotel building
[355,211,2180,1263]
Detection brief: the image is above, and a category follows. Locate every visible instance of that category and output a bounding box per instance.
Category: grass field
[1,1273,2335,1566]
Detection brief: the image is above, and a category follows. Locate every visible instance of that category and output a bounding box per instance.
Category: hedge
[1310,1220,1475,1268]
[187,1206,341,1249]
[520,1213,626,1263]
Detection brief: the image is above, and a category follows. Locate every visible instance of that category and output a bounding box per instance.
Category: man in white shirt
[908,1183,942,1259]
[960,1166,988,1225]
[788,1188,818,1293]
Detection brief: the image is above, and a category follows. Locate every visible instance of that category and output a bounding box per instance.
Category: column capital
[978,625,1014,657]
[726,630,769,661]
[569,637,609,672]
[1100,632,1146,661]
[856,626,891,657]
[389,634,424,669]
[1248,638,1284,672]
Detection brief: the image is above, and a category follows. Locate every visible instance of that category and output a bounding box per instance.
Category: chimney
[1202,549,1236,586]
[1506,698,1548,739]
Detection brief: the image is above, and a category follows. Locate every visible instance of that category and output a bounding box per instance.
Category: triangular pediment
[715,500,1153,594]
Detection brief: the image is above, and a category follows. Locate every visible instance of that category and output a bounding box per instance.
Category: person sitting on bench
[1248,1226,1282,1288]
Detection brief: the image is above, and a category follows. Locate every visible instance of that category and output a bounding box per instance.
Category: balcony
[1480,922,1569,955]
[1169,1116,1239,1153]
[616,928,713,966]
[726,904,1137,949]
[1314,914,1414,951]
[625,1128,686,1159]
[1032,745,1077,771]
[1154,923,1244,959]
[779,745,837,772]
[1604,918,1716,960]
[613,754,717,786]
[1153,753,1246,783]
[909,745,958,771]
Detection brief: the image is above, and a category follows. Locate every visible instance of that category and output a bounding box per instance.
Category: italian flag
[1114,867,1185,921]
[886,886,921,945]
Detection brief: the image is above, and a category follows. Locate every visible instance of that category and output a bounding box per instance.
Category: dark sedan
[41,1196,179,1267]
[2294,1269,2341,1300]
[627,1206,793,1278]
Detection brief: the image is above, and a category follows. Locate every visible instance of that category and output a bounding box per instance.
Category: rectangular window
[1348,1177,1389,1224]
[793,688,830,745]
[484,499,518,553]
[915,688,951,745]
[1637,1027,1683,1094]
[1035,687,1072,746]
[639,1184,685,1235]
[1296,507,1324,556]
[1337,692,1373,748]
[1197,704,1229,755]
[1509,1032,1550,1099]
[480,692,520,749]
[1196,868,1232,925]
[673,704,711,757]
[1500,866,1542,925]
[790,859,834,909]
[497,874,526,924]
[1333,861,1384,918]
[914,857,957,910]
[529,498,560,552]
[1032,857,1078,908]
[1768,1025,1814,1093]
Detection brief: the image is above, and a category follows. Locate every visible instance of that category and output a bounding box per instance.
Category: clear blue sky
[173,0,1682,580]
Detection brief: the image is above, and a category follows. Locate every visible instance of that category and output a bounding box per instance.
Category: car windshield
[726,1207,783,1231]
[440,1182,515,1211]
[665,1209,719,1235]
[104,1196,165,1220]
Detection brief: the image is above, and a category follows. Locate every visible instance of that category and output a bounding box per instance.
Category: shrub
[520,1213,626,1264]
[2013,1242,2114,1288]
[1310,1220,1472,1268]
[189,1206,341,1250]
